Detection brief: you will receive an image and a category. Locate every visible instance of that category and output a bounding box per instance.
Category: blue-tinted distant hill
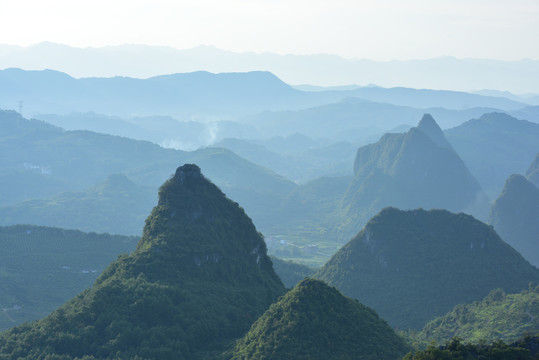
[243,97,508,142]
[0,110,296,235]
[2,43,538,94]
[489,173,539,267]
[445,112,539,198]
[527,153,539,188]
[0,68,318,119]
[0,68,528,120]
[338,114,489,239]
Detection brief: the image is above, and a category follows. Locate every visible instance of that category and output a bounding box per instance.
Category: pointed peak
[418,113,438,128]
[417,113,443,135]
[415,113,453,150]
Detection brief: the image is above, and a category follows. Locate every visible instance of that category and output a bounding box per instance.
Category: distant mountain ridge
[445,112,539,198]
[0,68,529,122]
[489,173,539,267]
[1,42,538,94]
[0,110,297,235]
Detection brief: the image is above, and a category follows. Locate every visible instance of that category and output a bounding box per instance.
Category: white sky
[0,0,538,60]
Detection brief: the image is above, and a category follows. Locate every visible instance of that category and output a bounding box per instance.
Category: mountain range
[1,43,539,94]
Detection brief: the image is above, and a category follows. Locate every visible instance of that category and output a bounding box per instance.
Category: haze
[1,0,538,61]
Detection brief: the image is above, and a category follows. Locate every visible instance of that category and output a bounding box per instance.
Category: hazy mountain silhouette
[0,110,297,235]
[339,114,488,238]
[0,68,529,122]
[1,42,538,94]
[526,153,539,188]
[489,174,539,267]
[445,112,539,198]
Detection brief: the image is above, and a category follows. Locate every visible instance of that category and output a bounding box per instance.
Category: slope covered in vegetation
[230,278,409,360]
[316,208,539,330]
[411,286,539,346]
[0,164,285,360]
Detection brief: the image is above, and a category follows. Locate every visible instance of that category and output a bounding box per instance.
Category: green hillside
[316,208,539,330]
[0,164,285,359]
[411,286,539,346]
[0,225,137,330]
[230,278,410,360]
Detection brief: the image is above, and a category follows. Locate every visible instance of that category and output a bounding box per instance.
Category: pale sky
[0,0,538,60]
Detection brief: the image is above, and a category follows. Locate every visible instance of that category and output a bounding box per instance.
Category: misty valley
[0,68,538,359]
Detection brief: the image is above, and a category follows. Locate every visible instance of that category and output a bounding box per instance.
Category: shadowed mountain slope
[489,174,539,267]
[316,208,539,330]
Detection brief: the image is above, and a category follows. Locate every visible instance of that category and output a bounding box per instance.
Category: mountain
[2,43,539,94]
[0,67,530,123]
[243,97,510,143]
[315,208,539,330]
[489,174,539,267]
[0,68,323,119]
[0,110,297,235]
[527,153,539,188]
[0,225,138,331]
[445,112,539,198]
[412,286,539,346]
[339,114,488,238]
[212,137,356,184]
[229,278,410,360]
[0,174,156,235]
[0,164,285,359]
